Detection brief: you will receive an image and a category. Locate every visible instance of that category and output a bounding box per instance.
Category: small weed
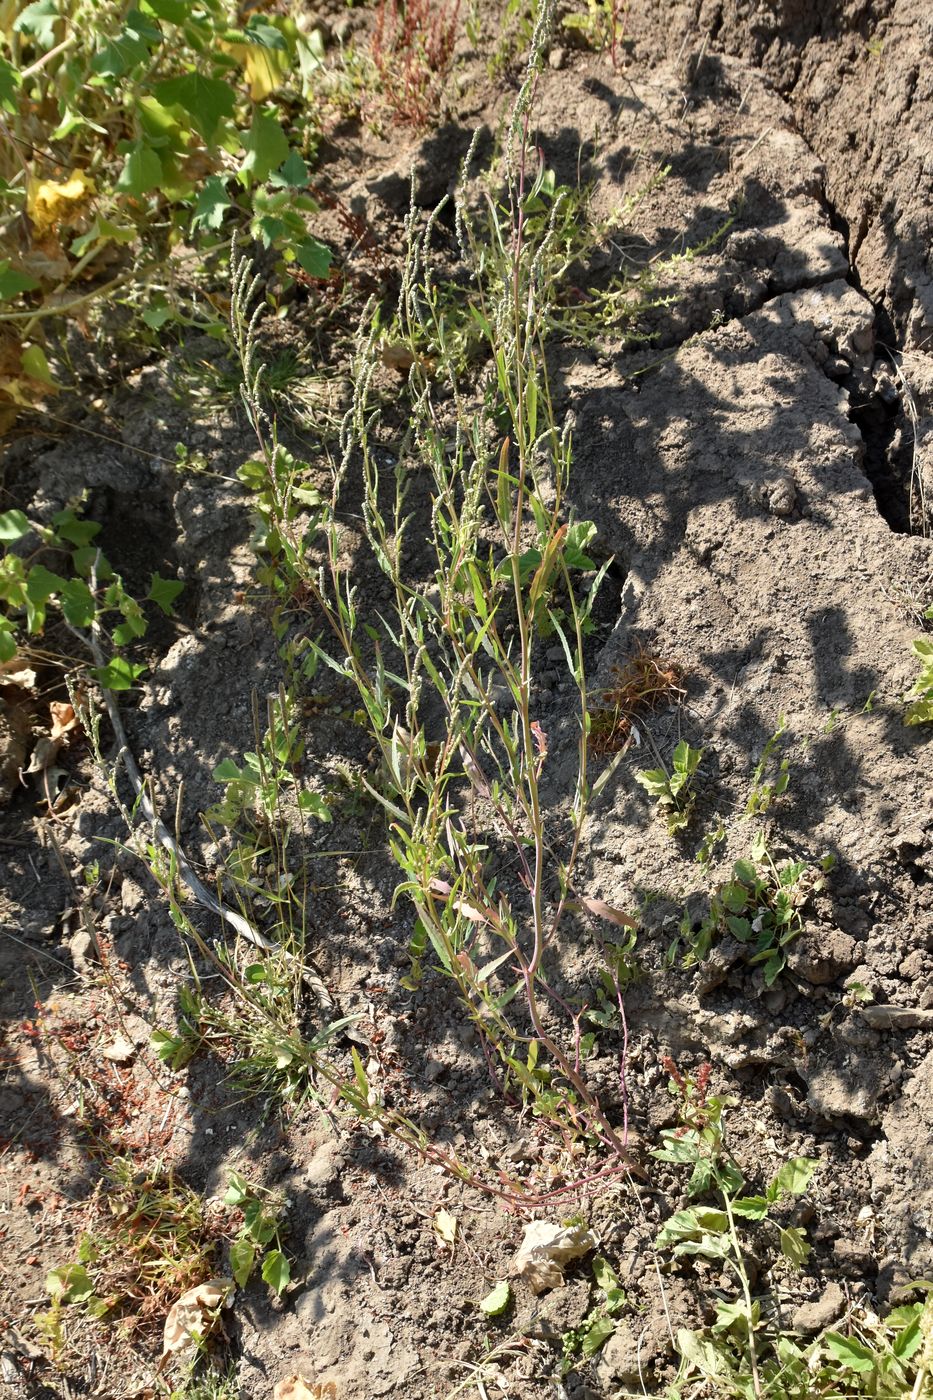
[654,1058,818,1398]
[223,1171,291,1295]
[904,608,933,723]
[653,1067,933,1397]
[38,1157,221,1350]
[744,716,790,817]
[635,739,703,835]
[562,0,626,63]
[589,648,685,754]
[679,831,835,984]
[559,1255,628,1370]
[370,0,461,129]
[0,502,182,680]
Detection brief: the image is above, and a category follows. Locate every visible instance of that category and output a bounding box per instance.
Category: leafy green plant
[745,716,790,817]
[635,739,703,835]
[679,830,835,984]
[209,688,331,829]
[223,1171,290,1295]
[0,503,182,681]
[905,610,933,723]
[151,983,207,1071]
[561,0,624,60]
[654,1059,819,1399]
[492,513,599,635]
[560,1255,628,1371]
[37,1156,219,1349]
[0,0,330,416]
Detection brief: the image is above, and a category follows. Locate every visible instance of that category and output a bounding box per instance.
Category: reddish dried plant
[371,0,462,130]
[589,645,686,754]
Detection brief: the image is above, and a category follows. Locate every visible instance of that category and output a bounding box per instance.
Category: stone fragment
[791,1282,845,1333]
[861,1005,933,1030]
[786,926,859,985]
[596,1319,644,1386]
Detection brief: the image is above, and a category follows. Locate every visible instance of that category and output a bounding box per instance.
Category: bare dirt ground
[1,2,932,1397]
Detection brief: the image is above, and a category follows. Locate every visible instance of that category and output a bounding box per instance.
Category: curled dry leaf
[160,1277,232,1362]
[574,897,637,930]
[25,700,81,775]
[432,1208,458,1248]
[512,1221,597,1294]
[273,1376,337,1400]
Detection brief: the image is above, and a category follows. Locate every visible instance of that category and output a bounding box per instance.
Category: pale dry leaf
[433,1208,458,1247]
[273,1376,337,1400]
[160,1277,232,1361]
[512,1221,597,1294]
[577,897,637,929]
[25,735,58,774]
[101,1036,135,1064]
[0,658,37,690]
[49,701,78,741]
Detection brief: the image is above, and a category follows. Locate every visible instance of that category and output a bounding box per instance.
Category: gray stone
[596,1320,645,1386]
[791,1282,845,1334]
[787,926,859,985]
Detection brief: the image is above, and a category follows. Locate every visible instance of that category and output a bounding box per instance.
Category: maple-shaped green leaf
[239,109,289,186]
[154,72,235,144]
[295,237,332,280]
[260,1248,290,1295]
[91,9,161,78]
[91,657,147,690]
[192,176,232,231]
[0,510,30,541]
[13,0,59,50]
[59,578,95,628]
[147,572,183,614]
[116,141,163,197]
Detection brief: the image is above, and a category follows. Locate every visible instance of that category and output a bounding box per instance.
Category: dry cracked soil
[1,2,933,1398]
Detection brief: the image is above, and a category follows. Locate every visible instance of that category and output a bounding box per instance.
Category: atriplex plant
[230,0,642,1188]
[635,739,703,835]
[904,608,933,723]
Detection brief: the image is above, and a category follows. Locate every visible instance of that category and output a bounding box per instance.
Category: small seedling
[223,1171,291,1295]
[559,1255,628,1371]
[680,830,835,984]
[635,740,702,834]
[744,716,789,817]
[654,1059,818,1398]
[905,610,933,723]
